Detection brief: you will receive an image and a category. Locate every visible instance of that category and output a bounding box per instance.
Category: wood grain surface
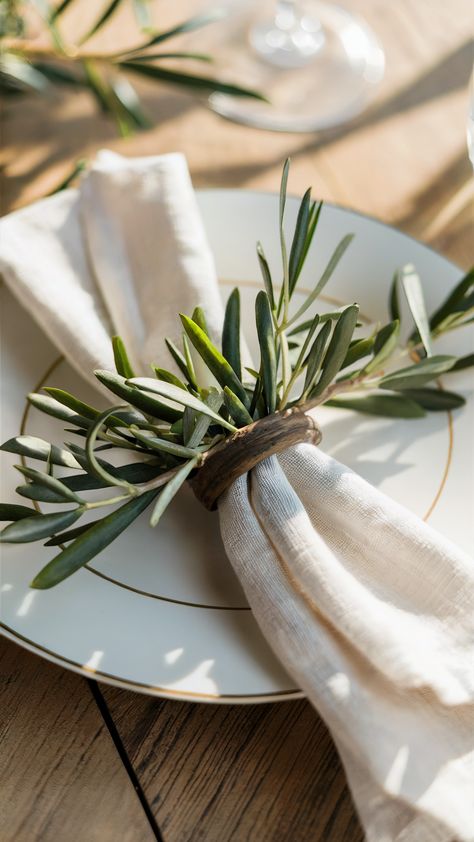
[1,0,472,840]
[101,687,362,842]
[0,638,155,842]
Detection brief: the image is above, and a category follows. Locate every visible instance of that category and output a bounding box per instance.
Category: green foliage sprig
[1,160,472,589]
[0,1,265,137]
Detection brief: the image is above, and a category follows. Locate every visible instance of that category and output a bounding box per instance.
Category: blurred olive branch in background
[0,0,265,138]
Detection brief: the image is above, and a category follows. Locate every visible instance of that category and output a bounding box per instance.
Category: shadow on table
[193,39,473,186]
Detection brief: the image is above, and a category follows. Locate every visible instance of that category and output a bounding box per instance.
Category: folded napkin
[220,449,474,842]
[1,151,473,842]
[0,150,223,387]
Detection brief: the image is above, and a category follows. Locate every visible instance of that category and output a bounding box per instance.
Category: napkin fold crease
[1,151,473,842]
[219,448,474,842]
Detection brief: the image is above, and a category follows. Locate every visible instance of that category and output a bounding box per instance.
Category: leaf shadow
[317,408,449,487]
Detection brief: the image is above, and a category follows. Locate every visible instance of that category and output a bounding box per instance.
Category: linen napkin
[219,448,474,842]
[0,150,224,388]
[1,151,473,842]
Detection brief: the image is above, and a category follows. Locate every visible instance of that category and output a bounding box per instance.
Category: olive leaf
[180,315,249,408]
[289,187,312,294]
[165,337,191,381]
[255,291,277,414]
[1,435,81,469]
[379,355,457,391]
[191,307,209,336]
[222,288,242,380]
[59,462,162,493]
[182,407,195,447]
[94,370,181,423]
[44,386,140,428]
[16,482,76,505]
[429,268,474,331]
[279,158,290,227]
[278,158,290,315]
[130,51,213,64]
[123,9,227,53]
[326,393,426,418]
[182,334,198,389]
[223,386,253,428]
[0,509,82,544]
[401,264,432,356]
[389,270,400,322]
[310,305,359,397]
[0,53,52,93]
[302,320,331,396]
[129,426,198,459]
[43,387,108,423]
[297,200,322,282]
[398,388,465,411]
[152,367,188,390]
[15,464,83,503]
[109,77,152,131]
[128,377,237,431]
[79,0,124,44]
[50,0,75,22]
[256,242,275,311]
[28,393,92,429]
[451,353,474,372]
[112,335,136,379]
[31,490,158,588]
[119,62,266,102]
[0,503,39,522]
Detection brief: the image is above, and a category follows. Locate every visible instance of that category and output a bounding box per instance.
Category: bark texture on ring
[190,407,321,511]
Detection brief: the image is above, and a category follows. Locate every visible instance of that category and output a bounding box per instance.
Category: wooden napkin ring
[189,407,321,511]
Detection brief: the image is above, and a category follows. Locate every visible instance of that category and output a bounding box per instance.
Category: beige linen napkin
[0,150,223,387]
[219,447,474,842]
[1,151,473,842]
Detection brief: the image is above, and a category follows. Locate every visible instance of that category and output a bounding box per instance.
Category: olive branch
[0,0,265,141]
[1,159,472,589]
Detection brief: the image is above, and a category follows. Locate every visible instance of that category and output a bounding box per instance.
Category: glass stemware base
[207,1,385,133]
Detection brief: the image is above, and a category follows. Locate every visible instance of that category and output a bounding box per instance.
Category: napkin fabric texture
[0,150,223,388]
[219,447,474,842]
[1,151,473,842]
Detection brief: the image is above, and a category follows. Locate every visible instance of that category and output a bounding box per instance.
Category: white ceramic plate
[1,190,473,703]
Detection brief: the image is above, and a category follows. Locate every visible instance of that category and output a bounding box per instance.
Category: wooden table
[1,2,472,840]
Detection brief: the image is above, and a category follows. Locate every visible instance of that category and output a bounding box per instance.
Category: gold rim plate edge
[1,624,303,704]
